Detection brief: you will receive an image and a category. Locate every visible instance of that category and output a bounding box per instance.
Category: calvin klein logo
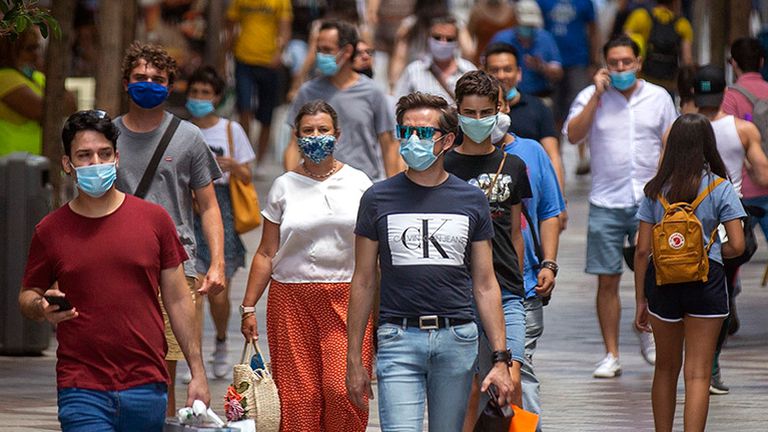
[400,218,451,259]
[388,213,469,266]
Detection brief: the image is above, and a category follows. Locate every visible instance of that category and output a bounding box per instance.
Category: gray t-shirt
[288,75,395,181]
[114,112,222,277]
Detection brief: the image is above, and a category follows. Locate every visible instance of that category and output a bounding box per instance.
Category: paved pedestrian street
[1,145,767,430]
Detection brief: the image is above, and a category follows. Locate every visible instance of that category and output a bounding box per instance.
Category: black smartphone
[485,384,514,418]
[44,295,73,311]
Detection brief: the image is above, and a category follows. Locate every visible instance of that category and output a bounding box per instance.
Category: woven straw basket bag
[233,341,281,431]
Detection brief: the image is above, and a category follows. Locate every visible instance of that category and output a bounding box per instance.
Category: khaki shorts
[160,277,202,361]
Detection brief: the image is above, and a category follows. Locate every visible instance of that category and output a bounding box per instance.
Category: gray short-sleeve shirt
[115,112,222,277]
[288,75,395,181]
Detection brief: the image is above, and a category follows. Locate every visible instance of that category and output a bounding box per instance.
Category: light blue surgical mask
[127,81,169,109]
[316,52,339,76]
[505,87,519,101]
[458,113,498,143]
[185,98,215,118]
[610,70,637,91]
[71,162,117,198]
[517,26,535,39]
[400,133,445,171]
[298,135,336,164]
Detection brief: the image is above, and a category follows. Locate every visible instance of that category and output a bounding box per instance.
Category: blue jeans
[58,382,167,432]
[743,195,768,242]
[521,296,544,432]
[376,321,478,431]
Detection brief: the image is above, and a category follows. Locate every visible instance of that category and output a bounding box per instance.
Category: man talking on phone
[18,111,210,432]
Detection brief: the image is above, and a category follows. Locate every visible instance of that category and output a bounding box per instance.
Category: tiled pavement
[1,144,767,431]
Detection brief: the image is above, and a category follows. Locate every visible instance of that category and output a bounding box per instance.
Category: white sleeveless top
[712,115,744,196]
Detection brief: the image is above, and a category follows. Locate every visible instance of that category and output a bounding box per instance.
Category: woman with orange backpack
[633,113,745,431]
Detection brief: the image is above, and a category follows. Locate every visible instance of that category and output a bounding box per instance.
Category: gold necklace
[302,161,338,179]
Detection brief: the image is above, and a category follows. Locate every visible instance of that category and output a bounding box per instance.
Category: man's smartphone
[485,384,514,418]
[44,295,73,311]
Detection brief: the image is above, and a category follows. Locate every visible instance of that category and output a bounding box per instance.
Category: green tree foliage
[0,0,60,39]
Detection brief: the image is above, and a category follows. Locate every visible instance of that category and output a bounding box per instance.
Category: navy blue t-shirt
[507,93,558,142]
[355,172,495,321]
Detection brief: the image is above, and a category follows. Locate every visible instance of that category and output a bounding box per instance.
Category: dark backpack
[642,9,682,79]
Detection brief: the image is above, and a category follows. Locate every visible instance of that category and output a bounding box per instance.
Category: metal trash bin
[0,152,52,355]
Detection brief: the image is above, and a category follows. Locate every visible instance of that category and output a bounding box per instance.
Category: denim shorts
[586,204,639,274]
[58,382,167,432]
[645,260,729,322]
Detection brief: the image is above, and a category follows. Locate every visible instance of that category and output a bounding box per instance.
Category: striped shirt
[394,57,477,104]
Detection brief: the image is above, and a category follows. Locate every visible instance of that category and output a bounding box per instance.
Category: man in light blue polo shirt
[489,0,563,98]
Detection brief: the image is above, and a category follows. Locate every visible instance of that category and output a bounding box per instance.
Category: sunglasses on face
[395,125,446,140]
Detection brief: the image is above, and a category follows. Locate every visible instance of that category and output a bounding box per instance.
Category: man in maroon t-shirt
[18,111,209,432]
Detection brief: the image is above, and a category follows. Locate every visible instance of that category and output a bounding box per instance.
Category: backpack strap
[690,177,725,211]
[731,84,759,107]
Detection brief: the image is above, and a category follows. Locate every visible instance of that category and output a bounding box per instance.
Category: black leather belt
[381,315,474,330]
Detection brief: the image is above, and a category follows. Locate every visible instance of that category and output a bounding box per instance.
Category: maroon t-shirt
[23,194,188,391]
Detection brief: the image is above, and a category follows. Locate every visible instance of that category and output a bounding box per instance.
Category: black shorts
[645,260,729,322]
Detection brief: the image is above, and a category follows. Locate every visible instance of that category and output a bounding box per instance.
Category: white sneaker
[638,331,656,365]
[211,339,229,379]
[593,353,622,378]
[177,360,192,384]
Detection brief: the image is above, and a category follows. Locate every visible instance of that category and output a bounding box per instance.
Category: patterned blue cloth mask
[71,162,117,198]
[127,81,169,109]
[298,135,336,164]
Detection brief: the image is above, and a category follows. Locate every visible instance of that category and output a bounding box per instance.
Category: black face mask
[356,68,374,78]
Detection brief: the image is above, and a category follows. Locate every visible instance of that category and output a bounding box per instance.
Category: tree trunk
[95,1,130,116]
[41,0,76,208]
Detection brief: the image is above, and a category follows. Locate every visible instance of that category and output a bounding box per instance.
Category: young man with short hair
[114,41,225,413]
[19,111,209,431]
[346,92,514,431]
[443,70,532,427]
[564,35,677,378]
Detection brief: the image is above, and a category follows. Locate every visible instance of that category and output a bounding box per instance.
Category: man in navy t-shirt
[346,92,514,431]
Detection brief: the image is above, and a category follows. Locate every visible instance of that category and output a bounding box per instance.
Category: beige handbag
[231,341,280,432]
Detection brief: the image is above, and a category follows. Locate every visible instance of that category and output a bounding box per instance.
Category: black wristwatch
[540,260,559,277]
[491,349,512,365]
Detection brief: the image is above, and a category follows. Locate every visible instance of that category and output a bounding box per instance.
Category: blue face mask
[298,135,336,164]
[127,81,169,109]
[71,162,117,198]
[400,133,445,171]
[458,113,498,143]
[610,70,637,91]
[505,87,519,101]
[316,52,339,76]
[185,98,215,118]
[518,26,535,39]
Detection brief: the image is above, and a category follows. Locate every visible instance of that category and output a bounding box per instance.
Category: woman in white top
[240,100,374,431]
[186,66,256,379]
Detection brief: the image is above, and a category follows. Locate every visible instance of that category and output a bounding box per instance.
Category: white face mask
[429,38,457,61]
[491,113,511,145]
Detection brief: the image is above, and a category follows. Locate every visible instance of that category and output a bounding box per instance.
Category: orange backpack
[651,178,724,285]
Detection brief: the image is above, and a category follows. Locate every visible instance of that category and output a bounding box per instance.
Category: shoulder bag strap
[731,84,759,107]
[226,120,234,156]
[486,152,508,198]
[690,177,725,211]
[428,63,456,100]
[134,115,181,199]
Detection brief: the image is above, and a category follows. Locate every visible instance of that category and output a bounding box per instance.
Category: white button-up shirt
[563,80,677,208]
[394,56,477,104]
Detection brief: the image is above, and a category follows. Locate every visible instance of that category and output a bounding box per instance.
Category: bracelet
[491,349,512,365]
[540,260,559,277]
[241,312,255,321]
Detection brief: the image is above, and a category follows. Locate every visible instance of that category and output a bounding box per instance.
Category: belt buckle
[418,315,439,330]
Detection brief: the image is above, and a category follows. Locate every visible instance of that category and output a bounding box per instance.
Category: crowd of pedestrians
[8,1,768,431]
